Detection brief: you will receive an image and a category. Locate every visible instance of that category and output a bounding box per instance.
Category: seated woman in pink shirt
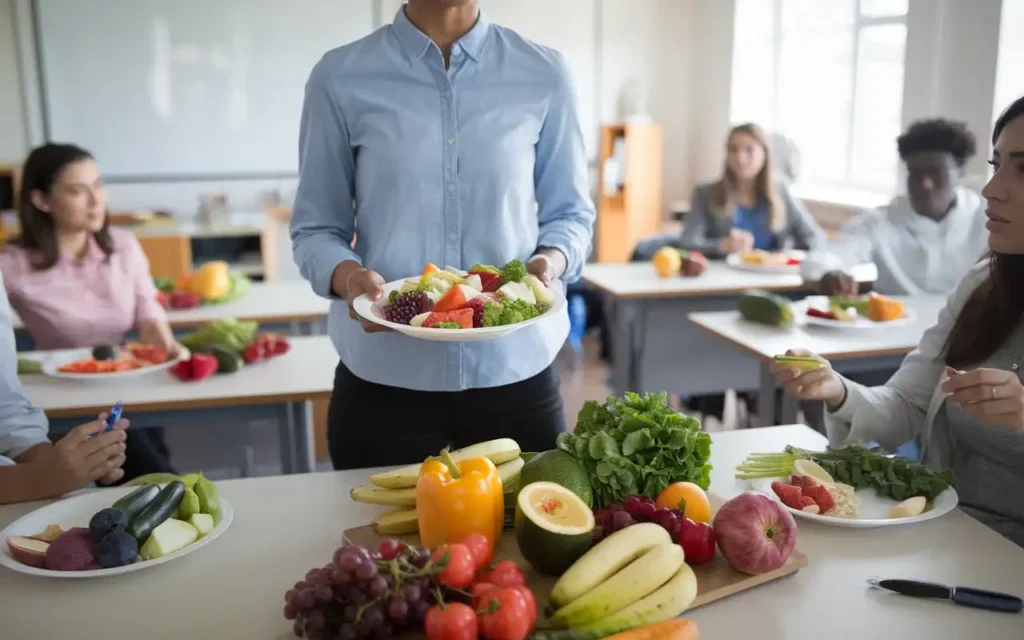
[0,143,178,481]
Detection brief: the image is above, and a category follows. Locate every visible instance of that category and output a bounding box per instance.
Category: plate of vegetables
[1,476,232,578]
[802,293,916,329]
[41,343,190,381]
[736,445,958,528]
[353,260,565,342]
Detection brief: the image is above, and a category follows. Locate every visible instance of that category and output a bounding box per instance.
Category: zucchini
[738,290,794,327]
[112,484,161,521]
[204,344,244,373]
[126,481,186,543]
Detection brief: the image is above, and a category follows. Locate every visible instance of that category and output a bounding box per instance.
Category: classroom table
[2,425,1021,639]
[581,261,876,398]
[18,335,337,474]
[688,295,946,423]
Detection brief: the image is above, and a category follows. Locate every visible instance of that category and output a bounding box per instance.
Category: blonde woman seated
[771,97,1024,547]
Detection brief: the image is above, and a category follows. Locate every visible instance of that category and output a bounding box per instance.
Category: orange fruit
[656,481,711,523]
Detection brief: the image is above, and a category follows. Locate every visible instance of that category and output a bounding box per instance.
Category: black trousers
[328,362,566,470]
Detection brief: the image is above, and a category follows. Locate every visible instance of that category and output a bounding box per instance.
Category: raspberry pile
[384,292,430,325]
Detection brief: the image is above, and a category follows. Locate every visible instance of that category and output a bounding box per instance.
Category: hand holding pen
[34,404,131,494]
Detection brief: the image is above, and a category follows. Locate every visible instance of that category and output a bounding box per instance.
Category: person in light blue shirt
[290,0,595,470]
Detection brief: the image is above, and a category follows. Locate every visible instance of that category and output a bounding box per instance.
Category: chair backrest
[770,133,801,183]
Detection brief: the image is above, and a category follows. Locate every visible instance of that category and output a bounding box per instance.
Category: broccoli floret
[432,321,461,329]
[498,299,542,326]
[499,259,527,285]
[470,263,500,275]
[482,302,503,327]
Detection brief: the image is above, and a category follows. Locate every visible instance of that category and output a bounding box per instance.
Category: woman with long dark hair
[771,96,1024,547]
[0,143,178,481]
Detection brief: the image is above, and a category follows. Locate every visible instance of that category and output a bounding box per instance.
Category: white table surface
[689,295,948,361]
[582,261,877,299]
[1,425,1021,639]
[11,281,331,331]
[19,335,336,417]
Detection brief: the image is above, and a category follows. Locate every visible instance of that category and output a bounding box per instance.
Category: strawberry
[790,475,817,489]
[170,360,192,381]
[243,343,263,364]
[802,484,836,514]
[770,481,806,511]
[465,298,487,328]
[189,353,219,380]
[270,337,291,355]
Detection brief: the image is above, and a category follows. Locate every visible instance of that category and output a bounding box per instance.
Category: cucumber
[126,481,186,543]
[205,344,243,373]
[738,290,794,327]
[112,484,161,521]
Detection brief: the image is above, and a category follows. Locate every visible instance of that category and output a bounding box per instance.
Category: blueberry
[96,531,138,568]
[89,507,128,542]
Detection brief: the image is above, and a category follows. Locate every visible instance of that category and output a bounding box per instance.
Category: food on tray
[888,496,927,519]
[369,439,521,489]
[156,261,251,308]
[515,481,595,575]
[379,260,554,330]
[737,290,794,327]
[737,249,801,267]
[773,354,828,372]
[555,392,712,509]
[655,482,711,524]
[416,449,504,554]
[513,449,593,509]
[867,292,906,322]
[807,292,906,323]
[590,493,715,565]
[352,456,524,509]
[713,493,797,575]
[5,474,222,573]
[736,445,955,501]
[550,523,697,636]
[281,537,538,640]
[652,247,708,279]
[677,514,716,565]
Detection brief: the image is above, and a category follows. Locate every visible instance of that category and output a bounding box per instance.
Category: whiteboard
[35,0,374,178]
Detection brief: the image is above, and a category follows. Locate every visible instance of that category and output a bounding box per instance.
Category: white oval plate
[40,347,191,382]
[726,251,805,274]
[0,485,233,578]
[353,278,566,342]
[801,299,917,330]
[750,477,958,528]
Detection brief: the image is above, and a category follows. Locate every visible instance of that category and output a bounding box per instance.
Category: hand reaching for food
[769,349,846,408]
[719,229,755,255]
[941,367,1024,433]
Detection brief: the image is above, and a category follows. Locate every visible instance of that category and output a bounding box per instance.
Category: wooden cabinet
[595,123,663,263]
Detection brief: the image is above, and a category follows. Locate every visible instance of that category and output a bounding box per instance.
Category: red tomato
[478,560,525,588]
[471,582,499,608]
[459,532,493,570]
[476,587,533,640]
[425,602,477,640]
[431,543,476,589]
[511,585,537,627]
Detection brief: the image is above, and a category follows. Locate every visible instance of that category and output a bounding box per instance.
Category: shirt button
[449,232,457,241]
[447,183,456,193]
[447,137,455,145]
[443,90,451,98]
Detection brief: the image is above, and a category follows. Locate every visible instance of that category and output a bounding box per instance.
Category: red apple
[6,535,50,568]
[712,492,797,575]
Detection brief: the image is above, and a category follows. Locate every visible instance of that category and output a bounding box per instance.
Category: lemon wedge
[888,496,927,519]
[792,459,836,486]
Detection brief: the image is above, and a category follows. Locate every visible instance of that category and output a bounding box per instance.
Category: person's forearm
[138,318,176,351]
[329,260,366,299]
[13,442,51,464]
[0,462,63,505]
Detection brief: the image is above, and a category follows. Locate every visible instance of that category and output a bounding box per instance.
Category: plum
[45,528,96,571]
[89,507,127,542]
[96,531,138,568]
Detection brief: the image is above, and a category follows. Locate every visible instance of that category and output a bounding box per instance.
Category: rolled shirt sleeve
[290,55,361,299]
[533,52,596,284]
[0,273,48,463]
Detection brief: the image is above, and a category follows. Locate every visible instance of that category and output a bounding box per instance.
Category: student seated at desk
[772,97,1024,547]
[0,143,177,482]
[802,118,989,296]
[680,123,826,258]
[0,274,128,505]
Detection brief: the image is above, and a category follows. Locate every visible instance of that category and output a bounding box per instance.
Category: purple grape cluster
[592,495,685,543]
[383,292,430,325]
[283,539,436,640]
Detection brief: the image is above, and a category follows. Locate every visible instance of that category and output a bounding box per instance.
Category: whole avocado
[513,449,593,508]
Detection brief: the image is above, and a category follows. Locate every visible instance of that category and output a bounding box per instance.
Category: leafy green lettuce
[556,392,712,509]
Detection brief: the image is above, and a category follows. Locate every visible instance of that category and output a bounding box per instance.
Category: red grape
[338,551,363,573]
[637,502,657,521]
[285,589,296,604]
[306,609,326,631]
[607,502,624,513]
[611,510,633,529]
[354,561,377,581]
[314,585,333,605]
[402,583,422,605]
[283,604,298,620]
[367,576,389,598]
[388,596,409,621]
[655,509,678,532]
[342,604,359,622]
[338,623,357,640]
[378,539,403,561]
[294,589,316,611]
[363,607,385,630]
[623,495,643,516]
[293,619,305,638]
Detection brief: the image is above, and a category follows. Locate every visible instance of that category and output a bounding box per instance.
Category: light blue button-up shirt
[291,8,595,392]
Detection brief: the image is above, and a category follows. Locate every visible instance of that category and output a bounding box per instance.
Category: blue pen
[88,401,122,440]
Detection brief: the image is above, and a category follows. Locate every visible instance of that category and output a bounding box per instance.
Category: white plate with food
[1,482,232,578]
[40,344,190,382]
[801,295,917,330]
[353,262,566,342]
[749,476,958,528]
[726,250,805,274]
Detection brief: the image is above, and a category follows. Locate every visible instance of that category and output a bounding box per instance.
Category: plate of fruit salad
[1,475,232,578]
[353,260,565,342]
[802,293,915,329]
[42,343,191,381]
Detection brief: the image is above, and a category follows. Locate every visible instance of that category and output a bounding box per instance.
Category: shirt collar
[391,6,490,62]
[61,233,107,265]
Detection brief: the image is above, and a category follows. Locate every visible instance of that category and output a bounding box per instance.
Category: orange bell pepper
[416,450,504,553]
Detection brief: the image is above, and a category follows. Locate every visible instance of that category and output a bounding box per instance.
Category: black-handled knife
[867,578,1023,614]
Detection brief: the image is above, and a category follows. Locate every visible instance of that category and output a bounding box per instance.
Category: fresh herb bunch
[736,445,955,501]
[556,392,712,509]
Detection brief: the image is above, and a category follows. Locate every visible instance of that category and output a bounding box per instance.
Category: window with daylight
[730,0,908,193]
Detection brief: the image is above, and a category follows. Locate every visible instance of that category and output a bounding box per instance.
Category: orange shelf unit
[595,123,663,263]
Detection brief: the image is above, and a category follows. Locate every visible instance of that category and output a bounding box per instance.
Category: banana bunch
[348,438,525,535]
[549,523,698,636]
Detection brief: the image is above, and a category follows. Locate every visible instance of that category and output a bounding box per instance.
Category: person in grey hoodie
[0,272,128,504]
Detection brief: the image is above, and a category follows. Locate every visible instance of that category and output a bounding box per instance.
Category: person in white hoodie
[802,119,988,296]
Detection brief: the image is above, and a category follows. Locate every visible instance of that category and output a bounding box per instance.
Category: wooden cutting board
[342,523,807,612]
